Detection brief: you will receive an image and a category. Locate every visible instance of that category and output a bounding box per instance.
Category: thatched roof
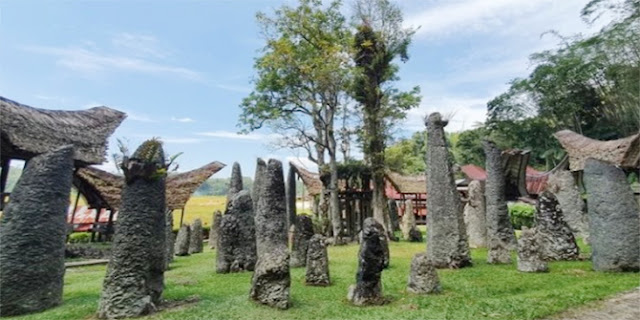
[289,162,323,196]
[385,171,426,194]
[166,161,225,210]
[73,161,225,211]
[0,96,126,165]
[554,130,640,171]
[501,149,531,200]
[74,166,124,210]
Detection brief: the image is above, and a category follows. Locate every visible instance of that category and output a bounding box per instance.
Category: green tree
[385,131,426,174]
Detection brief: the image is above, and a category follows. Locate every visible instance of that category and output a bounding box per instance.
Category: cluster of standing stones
[0,112,639,317]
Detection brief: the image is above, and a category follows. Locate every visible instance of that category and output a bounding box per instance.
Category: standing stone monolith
[250,159,291,309]
[464,180,487,248]
[252,158,266,213]
[305,234,330,286]
[378,221,390,268]
[407,253,441,294]
[209,210,222,249]
[483,140,516,264]
[174,224,191,256]
[165,210,174,265]
[290,215,315,267]
[388,200,400,232]
[546,170,589,242]
[517,227,548,272]
[0,146,74,317]
[401,200,416,240]
[584,159,640,272]
[188,218,204,254]
[425,113,471,268]
[286,163,297,229]
[348,218,387,306]
[227,162,243,205]
[535,191,579,261]
[217,190,257,273]
[98,139,168,319]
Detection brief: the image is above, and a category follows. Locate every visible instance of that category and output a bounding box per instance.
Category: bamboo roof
[166,161,225,210]
[385,171,426,194]
[289,162,323,196]
[1,96,126,165]
[554,130,640,171]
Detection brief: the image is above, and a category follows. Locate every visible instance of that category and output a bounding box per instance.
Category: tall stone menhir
[535,191,579,261]
[463,180,487,248]
[209,210,222,249]
[216,190,257,273]
[305,234,330,286]
[0,146,74,317]
[584,159,639,272]
[227,161,243,206]
[348,218,387,305]
[98,139,168,319]
[425,113,471,268]
[286,163,297,229]
[546,170,589,241]
[290,215,315,268]
[252,158,266,213]
[483,140,516,264]
[250,159,291,309]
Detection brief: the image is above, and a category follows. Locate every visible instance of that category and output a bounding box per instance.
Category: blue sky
[0,0,607,177]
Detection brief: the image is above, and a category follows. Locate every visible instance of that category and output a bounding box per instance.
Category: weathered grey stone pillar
[584,159,640,272]
[546,170,589,241]
[227,162,243,210]
[290,215,314,268]
[348,218,387,306]
[209,210,222,249]
[517,227,548,272]
[305,234,330,286]
[98,140,168,318]
[165,210,174,265]
[407,253,441,294]
[174,224,191,256]
[188,218,203,254]
[286,163,297,229]
[401,199,416,240]
[250,159,291,309]
[425,113,471,268]
[463,180,487,248]
[483,140,516,264]
[0,146,74,317]
[217,190,256,273]
[252,158,266,213]
[388,200,400,232]
[536,191,579,261]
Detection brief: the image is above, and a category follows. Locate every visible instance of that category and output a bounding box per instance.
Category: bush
[68,232,91,243]
[508,202,535,230]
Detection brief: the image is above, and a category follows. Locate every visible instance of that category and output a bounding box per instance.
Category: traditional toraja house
[0,96,126,209]
[69,161,225,241]
[384,172,427,222]
[554,130,640,171]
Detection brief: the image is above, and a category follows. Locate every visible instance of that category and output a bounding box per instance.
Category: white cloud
[111,32,169,59]
[405,96,489,132]
[214,84,252,93]
[196,130,269,141]
[162,137,202,144]
[171,116,195,123]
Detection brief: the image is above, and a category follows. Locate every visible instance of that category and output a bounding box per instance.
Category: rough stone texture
[388,200,400,232]
[66,244,112,260]
[227,162,243,207]
[209,211,222,249]
[378,221,390,268]
[250,159,291,309]
[348,218,387,306]
[165,210,174,265]
[0,146,74,317]
[407,253,441,294]
[536,191,580,261]
[425,113,472,268]
[483,140,516,264]
[188,218,204,254]
[305,234,330,286]
[216,190,257,273]
[463,180,487,248]
[401,200,416,240]
[252,158,266,213]
[408,228,423,242]
[174,224,191,256]
[286,163,297,229]
[290,215,315,268]
[98,140,168,319]
[547,170,589,242]
[584,159,640,272]
[517,227,549,272]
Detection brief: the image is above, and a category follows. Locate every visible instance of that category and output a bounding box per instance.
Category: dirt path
[544,288,640,320]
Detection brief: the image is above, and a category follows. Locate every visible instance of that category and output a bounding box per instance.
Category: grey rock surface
[174,224,191,256]
[483,140,516,264]
[425,113,471,268]
[401,200,416,240]
[252,158,266,213]
[165,210,174,265]
[517,227,549,272]
[536,191,580,261]
[290,215,315,268]
[286,163,297,229]
[463,180,487,248]
[227,162,243,207]
[408,228,423,242]
[217,190,257,272]
[250,159,291,309]
[348,218,387,306]
[209,210,222,249]
[584,159,640,272]
[188,218,204,254]
[305,234,330,286]
[547,170,589,242]
[388,200,401,232]
[0,146,74,317]
[407,253,441,294]
[98,140,168,319]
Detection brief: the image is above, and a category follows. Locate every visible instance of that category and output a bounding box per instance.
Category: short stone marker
[388,200,401,232]
[188,218,204,254]
[546,170,589,242]
[174,224,191,256]
[463,180,487,248]
[401,199,417,240]
[290,214,315,268]
[535,191,579,261]
[305,234,330,286]
[217,190,256,272]
[348,218,387,306]
[517,227,548,273]
[209,210,222,249]
[407,252,441,294]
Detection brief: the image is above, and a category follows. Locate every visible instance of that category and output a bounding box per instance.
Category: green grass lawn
[11,238,640,320]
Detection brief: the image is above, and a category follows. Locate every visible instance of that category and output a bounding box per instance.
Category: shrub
[508,202,535,230]
[68,232,91,243]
